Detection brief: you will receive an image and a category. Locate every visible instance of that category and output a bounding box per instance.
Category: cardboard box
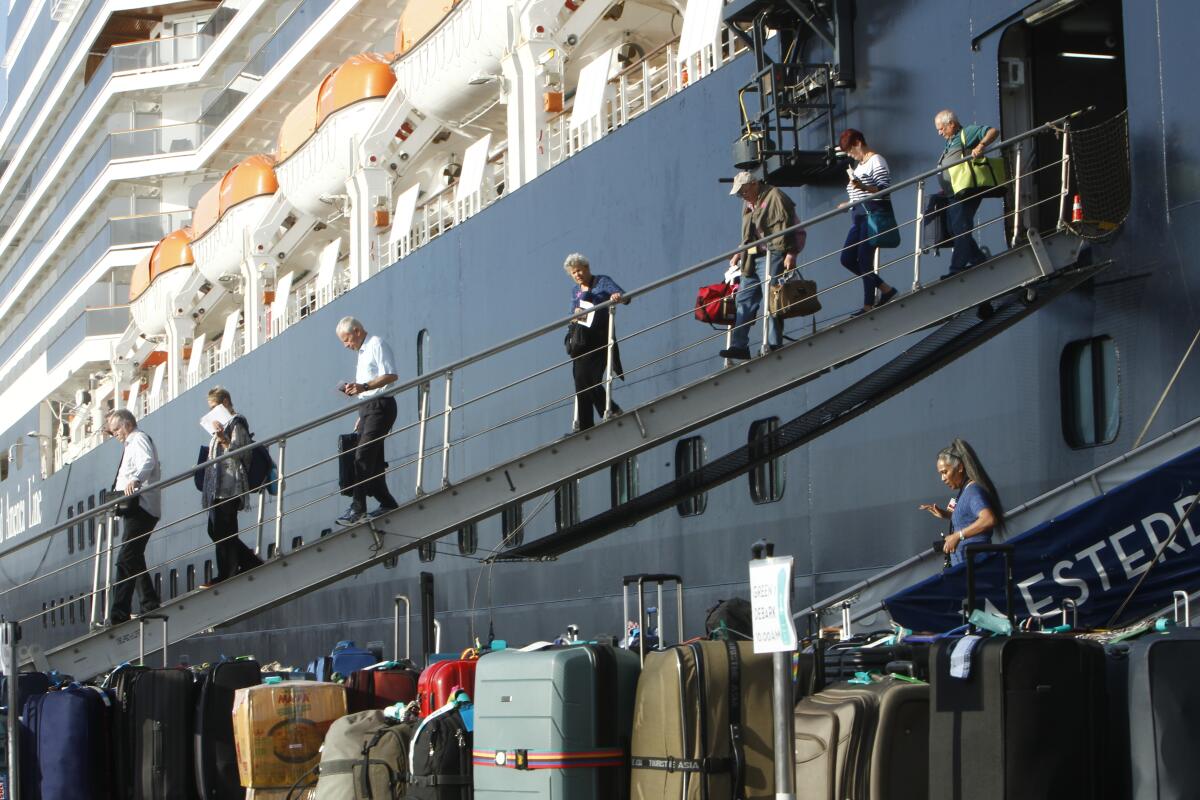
[245,788,316,799]
[233,680,346,789]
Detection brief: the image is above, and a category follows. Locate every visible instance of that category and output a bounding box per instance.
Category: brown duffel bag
[630,640,776,800]
[769,277,821,319]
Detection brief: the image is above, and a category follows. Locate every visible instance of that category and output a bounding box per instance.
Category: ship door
[999,0,1126,232]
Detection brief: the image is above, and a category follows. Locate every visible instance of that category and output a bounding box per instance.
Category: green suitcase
[472,644,640,799]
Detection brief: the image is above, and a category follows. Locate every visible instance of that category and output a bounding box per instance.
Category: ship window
[1061,336,1119,447]
[49,601,56,627]
[0,452,7,481]
[42,602,48,628]
[749,418,785,503]
[69,596,75,624]
[458,523,478,555]
[292,536,303,550]
[59,599,65,626]
[203,560,213,584]
[85,496,95,549]
[320,528,331,538]
[169,569,178,599]
[78,596,86,621]
[66,507,75,554]
[555,480,579,530]
[186,565,196,592]
[501,502,524,548]
[154,573,162,600]
[675,437,708,517]
[267,543,277,559]
[611,456,638,507]
[418,541,436,562]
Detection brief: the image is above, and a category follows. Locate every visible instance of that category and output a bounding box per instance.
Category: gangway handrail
[793,412,1200,624]
[0,111,1086,565]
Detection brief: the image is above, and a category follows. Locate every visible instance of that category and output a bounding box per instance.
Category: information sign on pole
[749,555,798,654]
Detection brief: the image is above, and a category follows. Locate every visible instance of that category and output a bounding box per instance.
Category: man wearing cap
[721,171,805,360]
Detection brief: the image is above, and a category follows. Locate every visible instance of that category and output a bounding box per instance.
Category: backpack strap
[725,640,745,800]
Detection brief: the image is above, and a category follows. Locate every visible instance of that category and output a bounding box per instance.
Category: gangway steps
[32,233,1082,679]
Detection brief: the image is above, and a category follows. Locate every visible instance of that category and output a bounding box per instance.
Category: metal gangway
[1,111,1123,681]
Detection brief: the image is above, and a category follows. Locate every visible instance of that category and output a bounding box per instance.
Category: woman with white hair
[563,252,628,430]
[919,438,1005,567]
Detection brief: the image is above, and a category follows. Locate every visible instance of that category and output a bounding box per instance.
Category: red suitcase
[344,661,420,712]
[695,280,738,326]
[418,653,479,717]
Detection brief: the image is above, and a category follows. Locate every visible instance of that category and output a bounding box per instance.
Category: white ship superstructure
[0,0,739,477]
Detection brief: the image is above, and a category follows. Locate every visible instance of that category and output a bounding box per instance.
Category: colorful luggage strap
[472,748,626,770]
[630,756,732,773]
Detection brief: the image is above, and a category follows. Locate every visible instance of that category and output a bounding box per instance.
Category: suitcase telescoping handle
[622,574,685,666]
[964,544,1016,632]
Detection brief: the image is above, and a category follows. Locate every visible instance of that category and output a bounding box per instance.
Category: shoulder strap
[724,640,745,800]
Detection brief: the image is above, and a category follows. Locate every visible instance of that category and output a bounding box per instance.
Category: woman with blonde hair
[199,386,262,587]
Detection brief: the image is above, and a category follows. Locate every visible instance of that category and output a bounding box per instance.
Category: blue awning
[885,445,1200,632]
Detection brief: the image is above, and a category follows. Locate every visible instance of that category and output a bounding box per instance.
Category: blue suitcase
[22,684,115,800]
[327,640,379,680]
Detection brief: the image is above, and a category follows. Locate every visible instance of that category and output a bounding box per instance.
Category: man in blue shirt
[935,110,999,276]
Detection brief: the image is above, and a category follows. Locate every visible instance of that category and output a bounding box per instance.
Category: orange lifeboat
[129,228,195,337]
[275,54,396,216]
[395,1,461,55]
[191,155,279,285]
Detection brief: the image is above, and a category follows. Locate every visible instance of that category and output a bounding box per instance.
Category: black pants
[573,350,614,430]
[110,506,161,622]
[207,497,262,582]
[353,395,399,512]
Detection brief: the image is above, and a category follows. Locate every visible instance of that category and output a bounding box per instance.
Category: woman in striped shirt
[839,129,899,316]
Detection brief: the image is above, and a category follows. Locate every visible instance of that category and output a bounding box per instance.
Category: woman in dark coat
[199,386,263,587]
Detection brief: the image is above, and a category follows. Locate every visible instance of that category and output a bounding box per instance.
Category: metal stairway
[6,113,1125,680]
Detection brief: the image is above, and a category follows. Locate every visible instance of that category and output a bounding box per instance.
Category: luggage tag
[948,635,983,679]
[452,691,475,732]
[968,609,1012,636]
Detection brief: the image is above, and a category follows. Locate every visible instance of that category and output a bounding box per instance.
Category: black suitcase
[823,641,930,683]
[1105,628,1200,799]
[929,545,1107,800]
[338,433,358,496]
[106,664,150,800]
[118,668,199,800]
[194,658,260,799]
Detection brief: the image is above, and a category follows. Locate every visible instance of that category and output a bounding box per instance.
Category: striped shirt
[846,153,891,210]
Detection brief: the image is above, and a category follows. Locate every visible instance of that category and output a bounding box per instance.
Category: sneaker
[335,508,366,527]
[877,287,898,306]
[366,505,398,521]
[719,347,752,360]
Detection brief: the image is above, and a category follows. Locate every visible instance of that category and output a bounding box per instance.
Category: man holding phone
[335,316,400,526]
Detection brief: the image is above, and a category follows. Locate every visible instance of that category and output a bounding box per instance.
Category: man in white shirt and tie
[105,409,162,624]
[335,316,400,526]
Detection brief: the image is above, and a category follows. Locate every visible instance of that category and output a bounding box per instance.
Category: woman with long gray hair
[918,438,1004,567]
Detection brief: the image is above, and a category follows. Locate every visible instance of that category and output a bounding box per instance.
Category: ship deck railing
[2,110,1125,680]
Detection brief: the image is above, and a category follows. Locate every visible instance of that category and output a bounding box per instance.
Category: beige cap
[730,170,756,195]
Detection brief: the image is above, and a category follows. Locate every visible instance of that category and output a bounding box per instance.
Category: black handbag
[194,445,209,492]
[564,322,591,357]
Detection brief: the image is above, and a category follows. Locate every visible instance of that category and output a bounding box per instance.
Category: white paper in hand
[576,299,596,328]
[200,404,234,437]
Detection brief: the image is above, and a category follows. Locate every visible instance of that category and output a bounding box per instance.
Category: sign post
[2,621,20,800]
[749,541,796,800]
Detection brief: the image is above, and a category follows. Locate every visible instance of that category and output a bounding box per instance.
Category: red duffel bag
[695,280,738,326]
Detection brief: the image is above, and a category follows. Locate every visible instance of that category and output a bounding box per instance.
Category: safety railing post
[1010,146,1024,247]
[440,371,454,488]
[103,515,115,623]
[272,440,286,557]
[912,179,925,290]
[415,382,430,495]
[394,594,411,661]
[1057,124,1071,229]
[604,306,617,419]
[4,620,20,800]
[89,512,107,628]
[759,252,774,356]
[255,491,266,557]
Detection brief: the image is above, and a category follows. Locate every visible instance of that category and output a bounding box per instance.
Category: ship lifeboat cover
[395,1,461,55]
[192,154,278,240]
[276,54,396,162]
[129,227,195,303]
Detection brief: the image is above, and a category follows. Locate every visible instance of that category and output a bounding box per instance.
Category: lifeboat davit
[191,154,278,288]
[129,228,195,337]
[392,0,509,124]
[275,54,396,217]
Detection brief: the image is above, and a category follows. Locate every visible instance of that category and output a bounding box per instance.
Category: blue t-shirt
[950,482,994,566]
[570,274,624,314]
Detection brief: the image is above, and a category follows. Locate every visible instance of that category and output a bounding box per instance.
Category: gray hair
[934,109,959,127]
[937,438,1005,532]
[562,253,589,272]
[336,316,364,335]
[106,408,137,429]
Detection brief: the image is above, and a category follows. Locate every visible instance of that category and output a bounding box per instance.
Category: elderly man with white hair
[104,408,162,624]
[934,109,1000,276]
[335,316,400,526]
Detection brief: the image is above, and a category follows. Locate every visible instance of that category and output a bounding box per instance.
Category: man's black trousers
[110,505,161,622]
[353,395,399,511]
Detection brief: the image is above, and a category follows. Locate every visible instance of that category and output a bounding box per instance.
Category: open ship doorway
[1000,0,1127,232]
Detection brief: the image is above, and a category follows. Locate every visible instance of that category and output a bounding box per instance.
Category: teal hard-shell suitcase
[472,644,640,800]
